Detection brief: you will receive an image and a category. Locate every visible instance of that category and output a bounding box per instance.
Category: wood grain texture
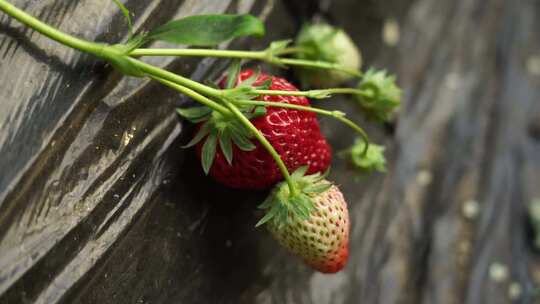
[0,0,539,303]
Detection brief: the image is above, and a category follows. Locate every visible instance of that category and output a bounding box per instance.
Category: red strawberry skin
[267,184,350,273]
[196,70,331,190]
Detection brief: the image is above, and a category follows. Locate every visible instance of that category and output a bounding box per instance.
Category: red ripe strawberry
[194,69,331,190]
[257,169,350,273]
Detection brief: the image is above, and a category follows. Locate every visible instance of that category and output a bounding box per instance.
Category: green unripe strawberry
[257,168,350,273]
[355,68,401,122]
[294,23,362,88]
[349,139,386,173]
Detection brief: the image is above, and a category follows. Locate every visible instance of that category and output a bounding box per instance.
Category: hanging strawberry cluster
[0,0,401,273]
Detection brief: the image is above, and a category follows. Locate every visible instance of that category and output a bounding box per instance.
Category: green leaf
[176,107,212,123]
[147,14,265,46]
[226,59,242,89]
[231,132,256,151]
[219,131,233,165]
[201,132,218,175]
[182,122,210,148]
[112,0,133,37]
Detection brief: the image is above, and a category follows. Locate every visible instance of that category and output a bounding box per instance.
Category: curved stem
[335,116,370,154]
[150,76,232,117]
[126,57,222,98]
[222,100,297,196]
[278,58,362,78]
[0,0,104,56]
[232,99,370,154]
[252,88,370,99]
[233,100,344,117]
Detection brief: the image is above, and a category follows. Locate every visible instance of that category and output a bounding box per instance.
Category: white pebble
[508,282,522,300]
[462,200,480,220]
[416,170,432,186]
[382,18,400,47]
[489,262,509,283]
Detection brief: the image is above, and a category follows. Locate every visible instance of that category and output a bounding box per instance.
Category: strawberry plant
[0,0,401,273]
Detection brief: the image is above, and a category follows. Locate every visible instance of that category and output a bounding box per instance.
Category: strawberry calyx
[176,63,277,175]
[177,104,267,174]
[293,23,362,87]
[256,166,332,229]
[355,68,401,122]
[348,138,386,173]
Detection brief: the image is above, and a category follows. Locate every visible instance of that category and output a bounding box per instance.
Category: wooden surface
[0,0,539,303]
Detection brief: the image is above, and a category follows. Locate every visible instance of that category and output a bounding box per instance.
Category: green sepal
[254,78,272,90]
[256,167,335,229]
[251,106,267,118]
[268,39,292,53]
[347,138,387,173]
[182,121,210,148]
[226,59,242,89]
[304,182,332,194]
[230,130,256,151]
[356,68,401,122]
[291,165,309,179]
[176,106,213,123]
[219,130,234,165]
[255,206,279,227]
[238,68,261,88]
[201,131,218,175]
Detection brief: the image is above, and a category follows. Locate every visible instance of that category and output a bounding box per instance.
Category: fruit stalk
[130,47,361,77]
[252,88,372,99]
[150,76,232,117]
[231,99,370,153]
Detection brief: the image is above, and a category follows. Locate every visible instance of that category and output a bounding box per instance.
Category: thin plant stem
[232,99,370,154]
[221,100,297,196]
[149,76,231,117]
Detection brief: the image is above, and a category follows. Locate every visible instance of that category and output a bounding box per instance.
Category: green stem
[131,48,265,60]
[150,76,232,117]
[0,0,104,56]
[222,100,297,196]
[232,99,370,154]
[127,57,221,98]
[131,47,360,77]
[335,116,370,155]
[234,99,344,117]
[252,88,370,99]
[278,58,362,78]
